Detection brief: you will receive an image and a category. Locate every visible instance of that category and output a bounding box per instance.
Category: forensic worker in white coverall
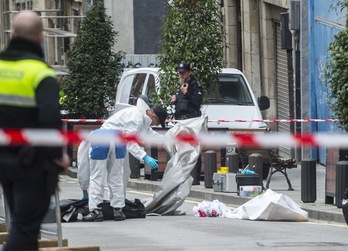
[82,98,167,222]
[77,95,153,200]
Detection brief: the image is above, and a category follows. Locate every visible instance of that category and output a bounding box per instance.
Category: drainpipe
[289,0,301,162]
[257,0,264,95]
[220,0,227,67]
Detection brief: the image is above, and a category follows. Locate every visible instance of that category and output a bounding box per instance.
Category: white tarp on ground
[193,189,309,221]
[144,117,208,215]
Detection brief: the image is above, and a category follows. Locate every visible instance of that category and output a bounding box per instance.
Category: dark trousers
[0,156,59,251]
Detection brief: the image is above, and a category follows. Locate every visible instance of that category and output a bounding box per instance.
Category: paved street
[45,177,348,251]
[44,169,348,250]
[1,164,348,250]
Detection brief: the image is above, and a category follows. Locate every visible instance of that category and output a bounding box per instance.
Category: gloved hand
[143,155,158,169]
[242,169,256,174]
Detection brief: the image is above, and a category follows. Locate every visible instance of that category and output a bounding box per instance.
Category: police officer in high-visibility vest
[0,11,69,251]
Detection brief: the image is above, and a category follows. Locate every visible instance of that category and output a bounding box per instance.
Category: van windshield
[204,74,254,105]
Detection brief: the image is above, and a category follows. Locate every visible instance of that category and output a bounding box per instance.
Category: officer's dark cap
[152,106,168,128]
[177,62,191,73]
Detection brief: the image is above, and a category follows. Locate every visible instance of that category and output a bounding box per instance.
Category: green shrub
[61,2,124,119]
[155,0,224,111]
[326,29,348,131]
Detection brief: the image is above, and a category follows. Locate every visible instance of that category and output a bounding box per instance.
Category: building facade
[306,0,345,163]
[223,0,346,163]
[1,0,346,162]
[0,0,84,68]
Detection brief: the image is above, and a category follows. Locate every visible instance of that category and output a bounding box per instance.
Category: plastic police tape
[62,118,339,123]
[1,128,348,147]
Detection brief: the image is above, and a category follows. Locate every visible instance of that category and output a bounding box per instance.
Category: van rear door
[115,71,148,112]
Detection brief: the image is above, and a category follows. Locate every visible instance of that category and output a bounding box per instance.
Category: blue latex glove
[242,169,256,174]
[143,155,158,169]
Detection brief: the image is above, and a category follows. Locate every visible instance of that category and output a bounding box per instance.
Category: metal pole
[301,158,316,203]
[204,150,217,188]
[248,153,263,187]
[295,48,302,162]
[1,183,11,231]
[335,161,348,208]
[4,197,11,232]
[54,188,63,247]
[225,152,239,173]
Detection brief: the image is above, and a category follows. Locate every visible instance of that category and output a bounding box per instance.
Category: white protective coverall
[77,139,90,192]
[88,99,160,211]
[77,139,130,196]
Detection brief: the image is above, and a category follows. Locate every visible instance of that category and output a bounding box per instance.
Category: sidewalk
[124,164,346,224]
[67,163,346,224]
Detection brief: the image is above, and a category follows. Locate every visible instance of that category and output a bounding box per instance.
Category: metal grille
[276,23,292,158]
[122,54,159,68]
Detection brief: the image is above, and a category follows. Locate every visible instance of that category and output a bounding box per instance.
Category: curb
[127,179,346,224]
[68,168,346,224]
[302,206,345,223]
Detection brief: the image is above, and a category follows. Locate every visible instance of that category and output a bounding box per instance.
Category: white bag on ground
[231,189,308,221]
[192,189,308,221]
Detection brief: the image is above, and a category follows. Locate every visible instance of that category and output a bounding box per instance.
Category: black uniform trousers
[0,155,59,251]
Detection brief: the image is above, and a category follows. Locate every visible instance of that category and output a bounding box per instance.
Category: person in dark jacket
[171,62,203,185]
[171,62,203,120]
[0,10,69,251]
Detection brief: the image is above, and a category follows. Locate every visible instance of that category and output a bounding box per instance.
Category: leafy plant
[326,0,348,131]
[155,0,224,111]
[326,28,348,131]
[61,2,124,119]
[330,0,348,27]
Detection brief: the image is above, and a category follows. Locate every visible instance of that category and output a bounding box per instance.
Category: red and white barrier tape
[0,129,347,147]
[62,119,105,123]
[62,118,339,124]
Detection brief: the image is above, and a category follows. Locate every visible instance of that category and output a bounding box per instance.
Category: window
[129,73,146,105]
[146,74,156,102]
[205,74,253,105]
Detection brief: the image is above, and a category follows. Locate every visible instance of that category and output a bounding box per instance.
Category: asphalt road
[1,175,347,251]
[45,176,348,251]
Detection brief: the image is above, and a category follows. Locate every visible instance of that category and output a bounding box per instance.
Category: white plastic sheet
[193,189,309,221]
[231,189,308,221]
[144,117,208,215]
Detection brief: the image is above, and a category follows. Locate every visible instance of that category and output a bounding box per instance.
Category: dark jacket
[174,75,203,119]
[0,37,63,159]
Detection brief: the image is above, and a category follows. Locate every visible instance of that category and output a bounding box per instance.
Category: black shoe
[82,209,104,222]
[113,208,126,221]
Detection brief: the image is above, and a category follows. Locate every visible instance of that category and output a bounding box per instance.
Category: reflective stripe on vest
[0,59,56,107]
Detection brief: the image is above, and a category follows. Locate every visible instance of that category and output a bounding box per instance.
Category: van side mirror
[258,96,270,111]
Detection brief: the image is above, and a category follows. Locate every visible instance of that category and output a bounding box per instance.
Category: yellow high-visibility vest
[0,59,56,107]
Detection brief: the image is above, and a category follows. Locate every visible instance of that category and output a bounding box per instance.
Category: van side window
[129,74,146,105]
[146,74,156,102]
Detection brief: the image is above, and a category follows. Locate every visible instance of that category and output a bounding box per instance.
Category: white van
[114,67,270,131]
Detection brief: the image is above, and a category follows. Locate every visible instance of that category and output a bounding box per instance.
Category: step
[39,246,100,251]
